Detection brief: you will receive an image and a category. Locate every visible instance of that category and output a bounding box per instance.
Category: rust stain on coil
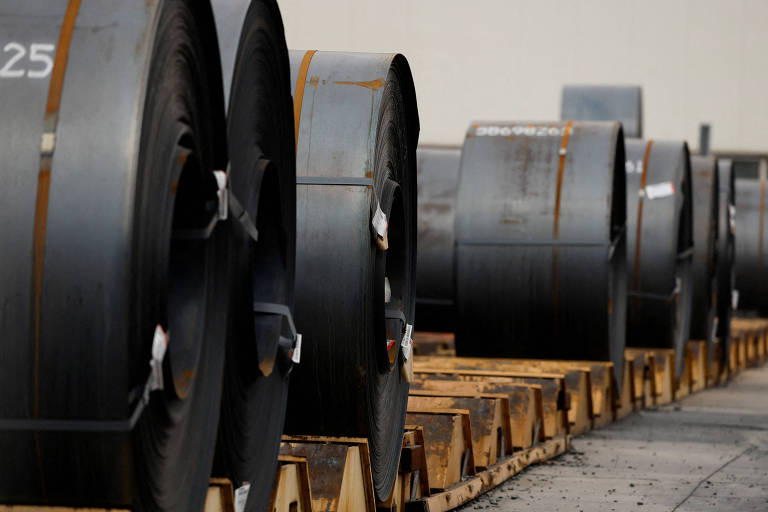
[333,78,385,90]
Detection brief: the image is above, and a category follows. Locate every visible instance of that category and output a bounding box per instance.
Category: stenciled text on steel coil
[454,121,627,385]
[415,146,461,332]
[283,50,419,502]
[0,1,230,509]
[625,139,694,380]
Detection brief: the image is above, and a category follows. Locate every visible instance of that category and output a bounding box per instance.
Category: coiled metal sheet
[734,164,768,314]
[284,50,419,501]
[689,155,719,364]
[211,2,296,511]
[454,121,627,386]
[715,159,735,365]
[624,139,694,380]
[561,85,643,138]
[0,1,229,509]
[415,146,461,332]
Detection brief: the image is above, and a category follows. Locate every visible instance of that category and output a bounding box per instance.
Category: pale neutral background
[279,0,768,153]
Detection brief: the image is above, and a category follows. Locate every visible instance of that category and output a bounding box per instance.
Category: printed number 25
[0,43,55,78]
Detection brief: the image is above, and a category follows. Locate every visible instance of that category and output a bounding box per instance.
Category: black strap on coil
[253,301,301,364]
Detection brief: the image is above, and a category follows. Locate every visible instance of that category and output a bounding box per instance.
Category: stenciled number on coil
[475,125,569,137]
[625,159,643,174]
[0,42,55,79]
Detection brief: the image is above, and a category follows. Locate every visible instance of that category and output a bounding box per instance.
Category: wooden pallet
[378,426,431,511]
[268,456,313,512]
[412,332,456,357]
[624,348,676,405]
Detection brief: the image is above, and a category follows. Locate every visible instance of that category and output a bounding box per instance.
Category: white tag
[291,334,302,364]
[729,204,736,233]
[213,170,228,220]
[372,203,388,239]
[234,483,250,512]
[644,181,675,200]
[40,132,56,155]
[401,324,414,360]
[384,277,391,303]
[149,325,168,392]
[732,289,739,310]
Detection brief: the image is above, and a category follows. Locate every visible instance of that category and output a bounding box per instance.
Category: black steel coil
[689,155,719,364]
[561,85,643,138]
[0,1,229,509]
[415,146,461,332]
[715,159,736,365]
[734,163,768,314]
[453,121,627,386]
[211,2,296,511]
[284,51,419,502]
[624,139,694,379]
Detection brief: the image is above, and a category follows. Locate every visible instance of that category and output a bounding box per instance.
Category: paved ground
[460,364,768,511]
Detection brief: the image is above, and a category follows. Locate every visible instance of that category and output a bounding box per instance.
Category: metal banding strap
[632,140,654,310]
[385,308,406,327]
[296,176,373,186]
[552,121,574,334]
[253,302,300,364]
[293,50,317,148]
[676,246,694,260]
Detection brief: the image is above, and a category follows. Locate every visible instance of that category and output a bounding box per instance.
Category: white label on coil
[40,132,55,155]
[732,290,739,310]
[401,324,414,360]
[291,334,302,364]
[149,325,168,392]
[643,181,675,200]
[213,170,228,220]
[711,316,719,342]
[384,277,392,303]
[729,204,736,232]
[234,483,250,512]
[372,203,387,238]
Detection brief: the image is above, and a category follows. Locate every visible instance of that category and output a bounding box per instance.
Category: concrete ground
[459,364,768,512]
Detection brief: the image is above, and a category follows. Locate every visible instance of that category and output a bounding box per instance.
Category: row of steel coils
[0,1,416,510]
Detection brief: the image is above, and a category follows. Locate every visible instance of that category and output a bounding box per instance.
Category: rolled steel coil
[689,155,719,362]
[454,121,627,386]
[561,85,643,138]
[415,146,461,332]
[733,163,768,314]
[624,139,694,379]
[211,2,296,510]
[284,51,419,501]
[715,159,735,364]
[0,1,229,509]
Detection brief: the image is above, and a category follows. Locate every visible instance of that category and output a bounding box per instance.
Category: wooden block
[615,358,636,419]
[687,340,707,392]
[414,367,568,439]
[405,408,475,491]
[280,436,375,512]
[411,377,543,449]
[625,348,675,405]
[268,456,313,512]
[0,508,127,511]
[412,332,455,356]
[407,392,512,468]
[204,478,235,512]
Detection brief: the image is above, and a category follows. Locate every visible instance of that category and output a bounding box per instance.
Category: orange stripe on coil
[292,50,317,148]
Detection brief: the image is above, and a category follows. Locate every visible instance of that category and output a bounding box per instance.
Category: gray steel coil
[624,139,694,380]
[0,1,229,509]
[283,51,419,502]
[733,164,768,314]
[415,146,461,332]
[715,159,735,365]
[453,121,627,387]
[689,155,719,367]
[561,85,643,138]
[210,2,296,511]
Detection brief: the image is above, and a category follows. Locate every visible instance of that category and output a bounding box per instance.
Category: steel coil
[415,146,461,332]
[689,155,719,363]
[715,159,736,364]
[624,139,694,379]
[561,85,643,138]
[283,51,419,501]
[210,2,296,510]
[453,121,627,386]
[0,1,229,509]
[733,164,768,314]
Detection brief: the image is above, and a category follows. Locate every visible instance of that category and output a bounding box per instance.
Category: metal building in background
[561,85,643,138]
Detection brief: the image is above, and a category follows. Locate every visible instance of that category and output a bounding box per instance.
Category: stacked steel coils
[734,163,768,314]
[211,1,297,510]
[453,121,628,385]
[716,159,736,364]
[624,140,694,379]
[561,85,643,138]
[284,51,419,501]
[689,155,719,366]
[0,1,231,509]
[415,146,462,332]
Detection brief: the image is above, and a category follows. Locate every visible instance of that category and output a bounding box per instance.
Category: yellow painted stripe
[292,50,317,148]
